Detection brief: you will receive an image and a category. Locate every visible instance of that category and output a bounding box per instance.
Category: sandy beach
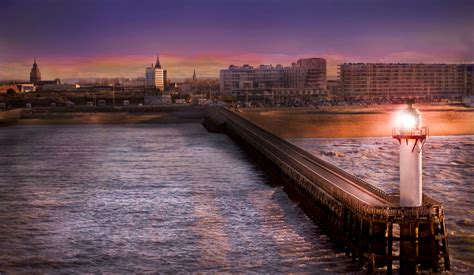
[15,111,203,125]
[241,104,474,138]
[0,105,206,126]
[4,104,473,138]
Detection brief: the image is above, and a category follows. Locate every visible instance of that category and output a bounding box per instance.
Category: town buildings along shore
[219,58,327,105]
[338,63,473,101]
[220,58,326,94]
[2,56,473,106]
[219,60,473,105]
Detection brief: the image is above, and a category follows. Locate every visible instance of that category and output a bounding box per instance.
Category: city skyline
[1,0,473,80]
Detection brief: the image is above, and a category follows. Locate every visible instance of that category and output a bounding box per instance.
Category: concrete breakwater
[202,107,450,273]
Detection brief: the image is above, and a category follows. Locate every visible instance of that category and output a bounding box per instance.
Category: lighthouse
[392,102,428,207]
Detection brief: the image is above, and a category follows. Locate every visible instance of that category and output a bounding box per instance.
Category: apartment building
[219,64,256,94]
[219,58,326,96]
[219,64,286,95]
[338,63,473,101]
[287,58,327,89]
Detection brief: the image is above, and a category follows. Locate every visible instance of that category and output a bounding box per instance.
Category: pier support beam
[400,223,417,273]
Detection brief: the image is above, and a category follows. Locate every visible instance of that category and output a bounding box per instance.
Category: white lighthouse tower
[392,102,428,207]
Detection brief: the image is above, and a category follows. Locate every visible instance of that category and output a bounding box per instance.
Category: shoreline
[240,104,474,138]
[3,104,473,138]
[15,112,203,125]
[1,106,207,126]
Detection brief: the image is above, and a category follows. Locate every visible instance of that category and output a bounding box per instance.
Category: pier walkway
[203,107,450,273]
[224,108,390,206]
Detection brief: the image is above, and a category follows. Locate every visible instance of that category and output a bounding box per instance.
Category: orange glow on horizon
[1,51,472,81]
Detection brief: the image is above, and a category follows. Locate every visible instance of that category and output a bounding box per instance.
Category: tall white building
[145,55,167,91]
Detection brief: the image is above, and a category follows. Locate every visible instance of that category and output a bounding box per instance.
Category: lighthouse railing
[392,127,429,139]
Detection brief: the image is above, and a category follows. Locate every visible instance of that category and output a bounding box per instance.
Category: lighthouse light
[396,104,421,130]
[399,112,417,128]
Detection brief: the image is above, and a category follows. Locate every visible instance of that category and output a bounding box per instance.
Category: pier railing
[204,107,450,272]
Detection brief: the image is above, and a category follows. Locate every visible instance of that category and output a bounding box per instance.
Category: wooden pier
[202,107,450,273]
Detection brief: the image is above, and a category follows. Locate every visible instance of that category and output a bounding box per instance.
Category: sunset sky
[1,0,473,81]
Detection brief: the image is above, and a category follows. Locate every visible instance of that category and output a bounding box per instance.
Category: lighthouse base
[400,138,422,207]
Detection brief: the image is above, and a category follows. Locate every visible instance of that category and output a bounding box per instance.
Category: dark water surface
[293,136,474,273]
[0,124,356,273]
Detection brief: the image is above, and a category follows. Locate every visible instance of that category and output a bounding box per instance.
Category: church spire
[192,68,196,82]
[154,54,162,69]
[30,58,41,84]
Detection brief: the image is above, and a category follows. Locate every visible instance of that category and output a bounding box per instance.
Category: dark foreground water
[0,124,356,273]
[293,136,474,273]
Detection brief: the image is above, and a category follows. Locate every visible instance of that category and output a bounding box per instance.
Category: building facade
[465,64,473,97]
[219,64,258,94]
[219,58,326,96]
[121,77,145,92]
[30,58,41,84]
[219,62,328,106]
[338,63,473,101]
[254,64,286,89]
[42,83,79,92]
[145,55,167,91]
[326,80,341,98]
[286,58,327,89]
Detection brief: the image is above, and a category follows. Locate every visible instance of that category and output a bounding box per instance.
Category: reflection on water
[292,136,474,273]
[0,124,356,273]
